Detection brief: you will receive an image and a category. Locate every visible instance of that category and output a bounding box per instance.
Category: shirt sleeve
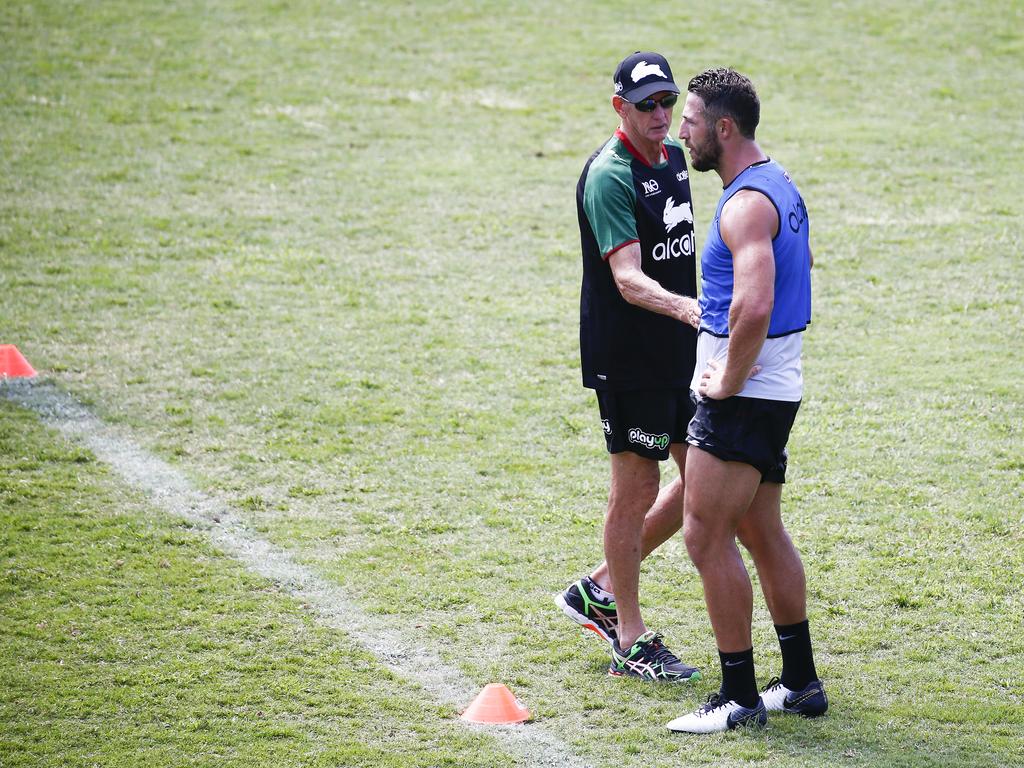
[582,155,638,259]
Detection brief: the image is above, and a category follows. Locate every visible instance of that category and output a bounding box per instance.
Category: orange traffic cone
[0,345,36,379]
[460,683,532,724]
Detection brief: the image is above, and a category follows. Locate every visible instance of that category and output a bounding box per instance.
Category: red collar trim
[615,129,667,168]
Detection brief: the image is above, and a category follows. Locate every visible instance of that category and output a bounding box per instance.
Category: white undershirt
[690,331,804,402]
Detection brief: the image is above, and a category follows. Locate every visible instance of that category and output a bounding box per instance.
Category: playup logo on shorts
[627,427,670,452]
[601,419,612,435]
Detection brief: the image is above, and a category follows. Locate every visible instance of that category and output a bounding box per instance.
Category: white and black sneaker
[666,693,767,733]
[554,577,618,645]
[761,677,828,717]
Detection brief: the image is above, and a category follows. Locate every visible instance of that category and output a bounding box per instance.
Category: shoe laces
[642,634,682,665]
[698,692,727,714]
[761,676,782,692]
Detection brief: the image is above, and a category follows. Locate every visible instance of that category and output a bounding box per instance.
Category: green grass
[2,0,1023,766]
[0,400,515,767]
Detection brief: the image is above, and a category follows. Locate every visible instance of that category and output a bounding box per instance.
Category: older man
[556,51,701,682]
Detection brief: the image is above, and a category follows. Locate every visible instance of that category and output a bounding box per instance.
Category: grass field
[2,1,1023,766]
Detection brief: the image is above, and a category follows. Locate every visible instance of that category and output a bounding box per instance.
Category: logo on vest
[787,196,808,233]
[628,428,670,452]
[663,196,693,233]
[642,179,661,197]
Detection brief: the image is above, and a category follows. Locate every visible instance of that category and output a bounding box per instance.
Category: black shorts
[595,389,695,461]
[686,394,800,483]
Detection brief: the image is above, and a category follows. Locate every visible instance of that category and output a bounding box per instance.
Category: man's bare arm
[607,242,700,328]
[697,190,776,399]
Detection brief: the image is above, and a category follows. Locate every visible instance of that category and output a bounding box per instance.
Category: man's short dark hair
[687,68,760,139]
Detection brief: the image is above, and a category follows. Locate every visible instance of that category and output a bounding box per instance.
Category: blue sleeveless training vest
[699,159,812,338]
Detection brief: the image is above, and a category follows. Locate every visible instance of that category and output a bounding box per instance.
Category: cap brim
[622,81,680,102]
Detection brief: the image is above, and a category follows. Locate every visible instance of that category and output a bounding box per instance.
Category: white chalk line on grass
[1,379,593,768]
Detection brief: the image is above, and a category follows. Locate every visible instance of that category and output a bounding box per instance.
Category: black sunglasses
[632,93,678,112]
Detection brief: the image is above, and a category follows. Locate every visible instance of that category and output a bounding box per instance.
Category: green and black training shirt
[576,130,698,391]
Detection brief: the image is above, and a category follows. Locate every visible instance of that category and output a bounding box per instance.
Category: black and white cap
[613,51,679,102]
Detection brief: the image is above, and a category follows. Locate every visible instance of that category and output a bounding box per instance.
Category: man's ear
[612,95,628,118]
[717,116,735,139]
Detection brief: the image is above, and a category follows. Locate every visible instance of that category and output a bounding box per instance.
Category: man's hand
[697,358,762,400]
[682,297,701,329]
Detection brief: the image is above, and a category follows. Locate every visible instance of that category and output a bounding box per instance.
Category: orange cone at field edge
[0,345,36,379]
[460,683,532,724]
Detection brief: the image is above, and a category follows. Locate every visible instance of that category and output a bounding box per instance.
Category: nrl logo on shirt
[641,179,661,197]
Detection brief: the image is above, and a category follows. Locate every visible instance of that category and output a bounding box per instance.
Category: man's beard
[691,131,722,173]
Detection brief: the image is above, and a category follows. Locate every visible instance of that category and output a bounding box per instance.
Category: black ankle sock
[719,648,758,708]
[775,619,818,690]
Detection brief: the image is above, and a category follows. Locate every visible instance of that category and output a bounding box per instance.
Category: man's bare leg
[589,444,687,594]
[603,450,660,648]
[682,447,761,653]
[736,482,806,625]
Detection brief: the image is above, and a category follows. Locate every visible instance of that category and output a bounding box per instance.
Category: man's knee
[608,452,660,504]
[737,516,791,558]
[607,481,659,519]
[736,519,767,555]
[683,514,719,570]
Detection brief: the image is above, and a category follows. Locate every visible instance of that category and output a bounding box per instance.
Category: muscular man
[666,68,827,732]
